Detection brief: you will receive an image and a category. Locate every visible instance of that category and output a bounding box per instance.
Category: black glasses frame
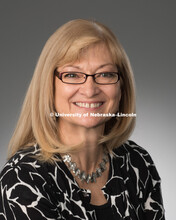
[54,70,120,85]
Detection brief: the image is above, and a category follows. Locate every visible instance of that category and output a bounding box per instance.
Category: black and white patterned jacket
[0,140,165,220]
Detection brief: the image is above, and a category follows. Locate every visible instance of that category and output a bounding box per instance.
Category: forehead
[60,43,115,69]
[81,43,113,60]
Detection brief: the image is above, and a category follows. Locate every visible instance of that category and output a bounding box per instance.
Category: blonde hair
[8,19,136,161]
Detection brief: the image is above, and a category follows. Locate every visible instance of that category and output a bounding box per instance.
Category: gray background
[0,1,175,219]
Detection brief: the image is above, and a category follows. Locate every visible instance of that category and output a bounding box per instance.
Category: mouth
[74,102,104,109]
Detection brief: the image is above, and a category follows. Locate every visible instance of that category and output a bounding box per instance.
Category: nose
[79,75,101,97]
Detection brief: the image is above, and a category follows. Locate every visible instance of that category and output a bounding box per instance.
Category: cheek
[54,82,67,111]
[109,86,121,110]
[54,81,77,111]
[116,87,121,103]
[106,85,121,100]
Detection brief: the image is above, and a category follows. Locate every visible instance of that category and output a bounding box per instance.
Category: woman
[0,19,165,219]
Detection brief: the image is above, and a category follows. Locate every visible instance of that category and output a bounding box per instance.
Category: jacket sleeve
[141,152,165,220]
[0,161,60,220]
[126,141,165,220]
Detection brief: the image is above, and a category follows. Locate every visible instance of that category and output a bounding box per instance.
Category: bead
[74,168,81,176]
[91,172,97,183]
[69,162,76,171]
[86,174,91,184]
[103,156,108,163]
[63,154,71,163]
[62,153,108,184]
[96,168,102,177]
[80,171,86,181]
[100,161,106,171]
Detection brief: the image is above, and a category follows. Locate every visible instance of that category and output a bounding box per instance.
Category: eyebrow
[63,63,116,70]
[97,63,116,70]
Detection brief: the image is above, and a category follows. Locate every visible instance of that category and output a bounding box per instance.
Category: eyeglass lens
[61,72,119,84]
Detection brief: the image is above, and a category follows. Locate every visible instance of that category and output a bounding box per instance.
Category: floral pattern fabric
[0,140,165,219]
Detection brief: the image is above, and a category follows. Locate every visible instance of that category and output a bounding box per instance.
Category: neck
[70,142,105,174]
[58,121,105,173]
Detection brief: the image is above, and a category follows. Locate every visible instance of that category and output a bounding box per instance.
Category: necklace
[62,153,108,184]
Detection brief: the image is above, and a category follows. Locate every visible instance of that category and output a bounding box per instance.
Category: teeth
[75,102,102,108]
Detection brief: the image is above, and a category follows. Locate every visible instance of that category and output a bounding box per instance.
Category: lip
[73,101,104,109]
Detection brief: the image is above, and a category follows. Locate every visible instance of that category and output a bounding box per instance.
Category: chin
[73,117,108,129]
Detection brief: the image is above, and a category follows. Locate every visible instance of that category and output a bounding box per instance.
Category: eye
[63,72,80,78]
[99,72,116,78]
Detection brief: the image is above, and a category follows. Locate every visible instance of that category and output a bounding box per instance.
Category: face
[54,44,121,130]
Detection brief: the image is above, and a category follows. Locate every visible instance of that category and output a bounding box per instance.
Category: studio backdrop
[0,1,175,219]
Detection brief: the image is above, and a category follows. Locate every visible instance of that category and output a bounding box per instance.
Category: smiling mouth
[74,102,103,109]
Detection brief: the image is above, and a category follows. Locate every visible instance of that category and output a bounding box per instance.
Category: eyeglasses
[54,70,120,85]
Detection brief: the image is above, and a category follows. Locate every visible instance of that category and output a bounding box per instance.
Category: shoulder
[112,140,161,182]
[1,144,41,173]
[0,144,71,194]
[111,140,162,203]
[0,144,50,189]
[113,140,156,167]
[113,140,151,157]
[0,146,66,218]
